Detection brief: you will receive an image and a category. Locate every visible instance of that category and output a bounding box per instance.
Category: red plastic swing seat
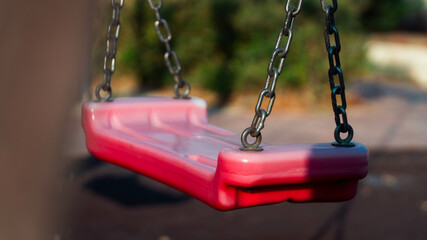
[82,97,368,210]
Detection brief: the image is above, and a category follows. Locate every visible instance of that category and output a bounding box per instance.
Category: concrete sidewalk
[207,81,427,151]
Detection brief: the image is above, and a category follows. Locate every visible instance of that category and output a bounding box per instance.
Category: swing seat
[82,97,368,210]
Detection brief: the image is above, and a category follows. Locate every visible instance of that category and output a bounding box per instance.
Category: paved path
[208,81,427,151]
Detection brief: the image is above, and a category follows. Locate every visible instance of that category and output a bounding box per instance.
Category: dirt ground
[62,81,427,240]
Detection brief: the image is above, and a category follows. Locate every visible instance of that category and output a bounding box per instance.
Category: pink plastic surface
[82,97,368,210]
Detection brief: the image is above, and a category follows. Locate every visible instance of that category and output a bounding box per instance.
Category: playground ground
[63,81,427,240]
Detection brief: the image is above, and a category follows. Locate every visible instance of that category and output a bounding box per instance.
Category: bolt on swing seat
[83,0,368,210]
[82,97,368,210]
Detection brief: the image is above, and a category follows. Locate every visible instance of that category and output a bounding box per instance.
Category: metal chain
[96,0,124,102]
[240,0,303,151]
[321,0,354,147]
[147,0,191,99]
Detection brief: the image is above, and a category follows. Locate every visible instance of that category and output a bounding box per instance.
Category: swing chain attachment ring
[240,127,263,152]
[148,0,191,99]
[321,0,355,147]
[95,83,112,102]
[174,80,191,99]
[95,0,124,102]
[240,0,303,151]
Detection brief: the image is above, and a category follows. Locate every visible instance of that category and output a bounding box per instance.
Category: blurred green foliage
[112,0,421,101]
[359,0,425,31]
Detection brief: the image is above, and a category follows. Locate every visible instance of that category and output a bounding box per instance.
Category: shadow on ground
[84,175,190,207]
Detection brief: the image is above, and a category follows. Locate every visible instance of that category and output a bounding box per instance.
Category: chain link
[95,0,353,148]
[321,0,354,147]
[147,0,191,98]
[95,0,124,102]
[240,0,303,151]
